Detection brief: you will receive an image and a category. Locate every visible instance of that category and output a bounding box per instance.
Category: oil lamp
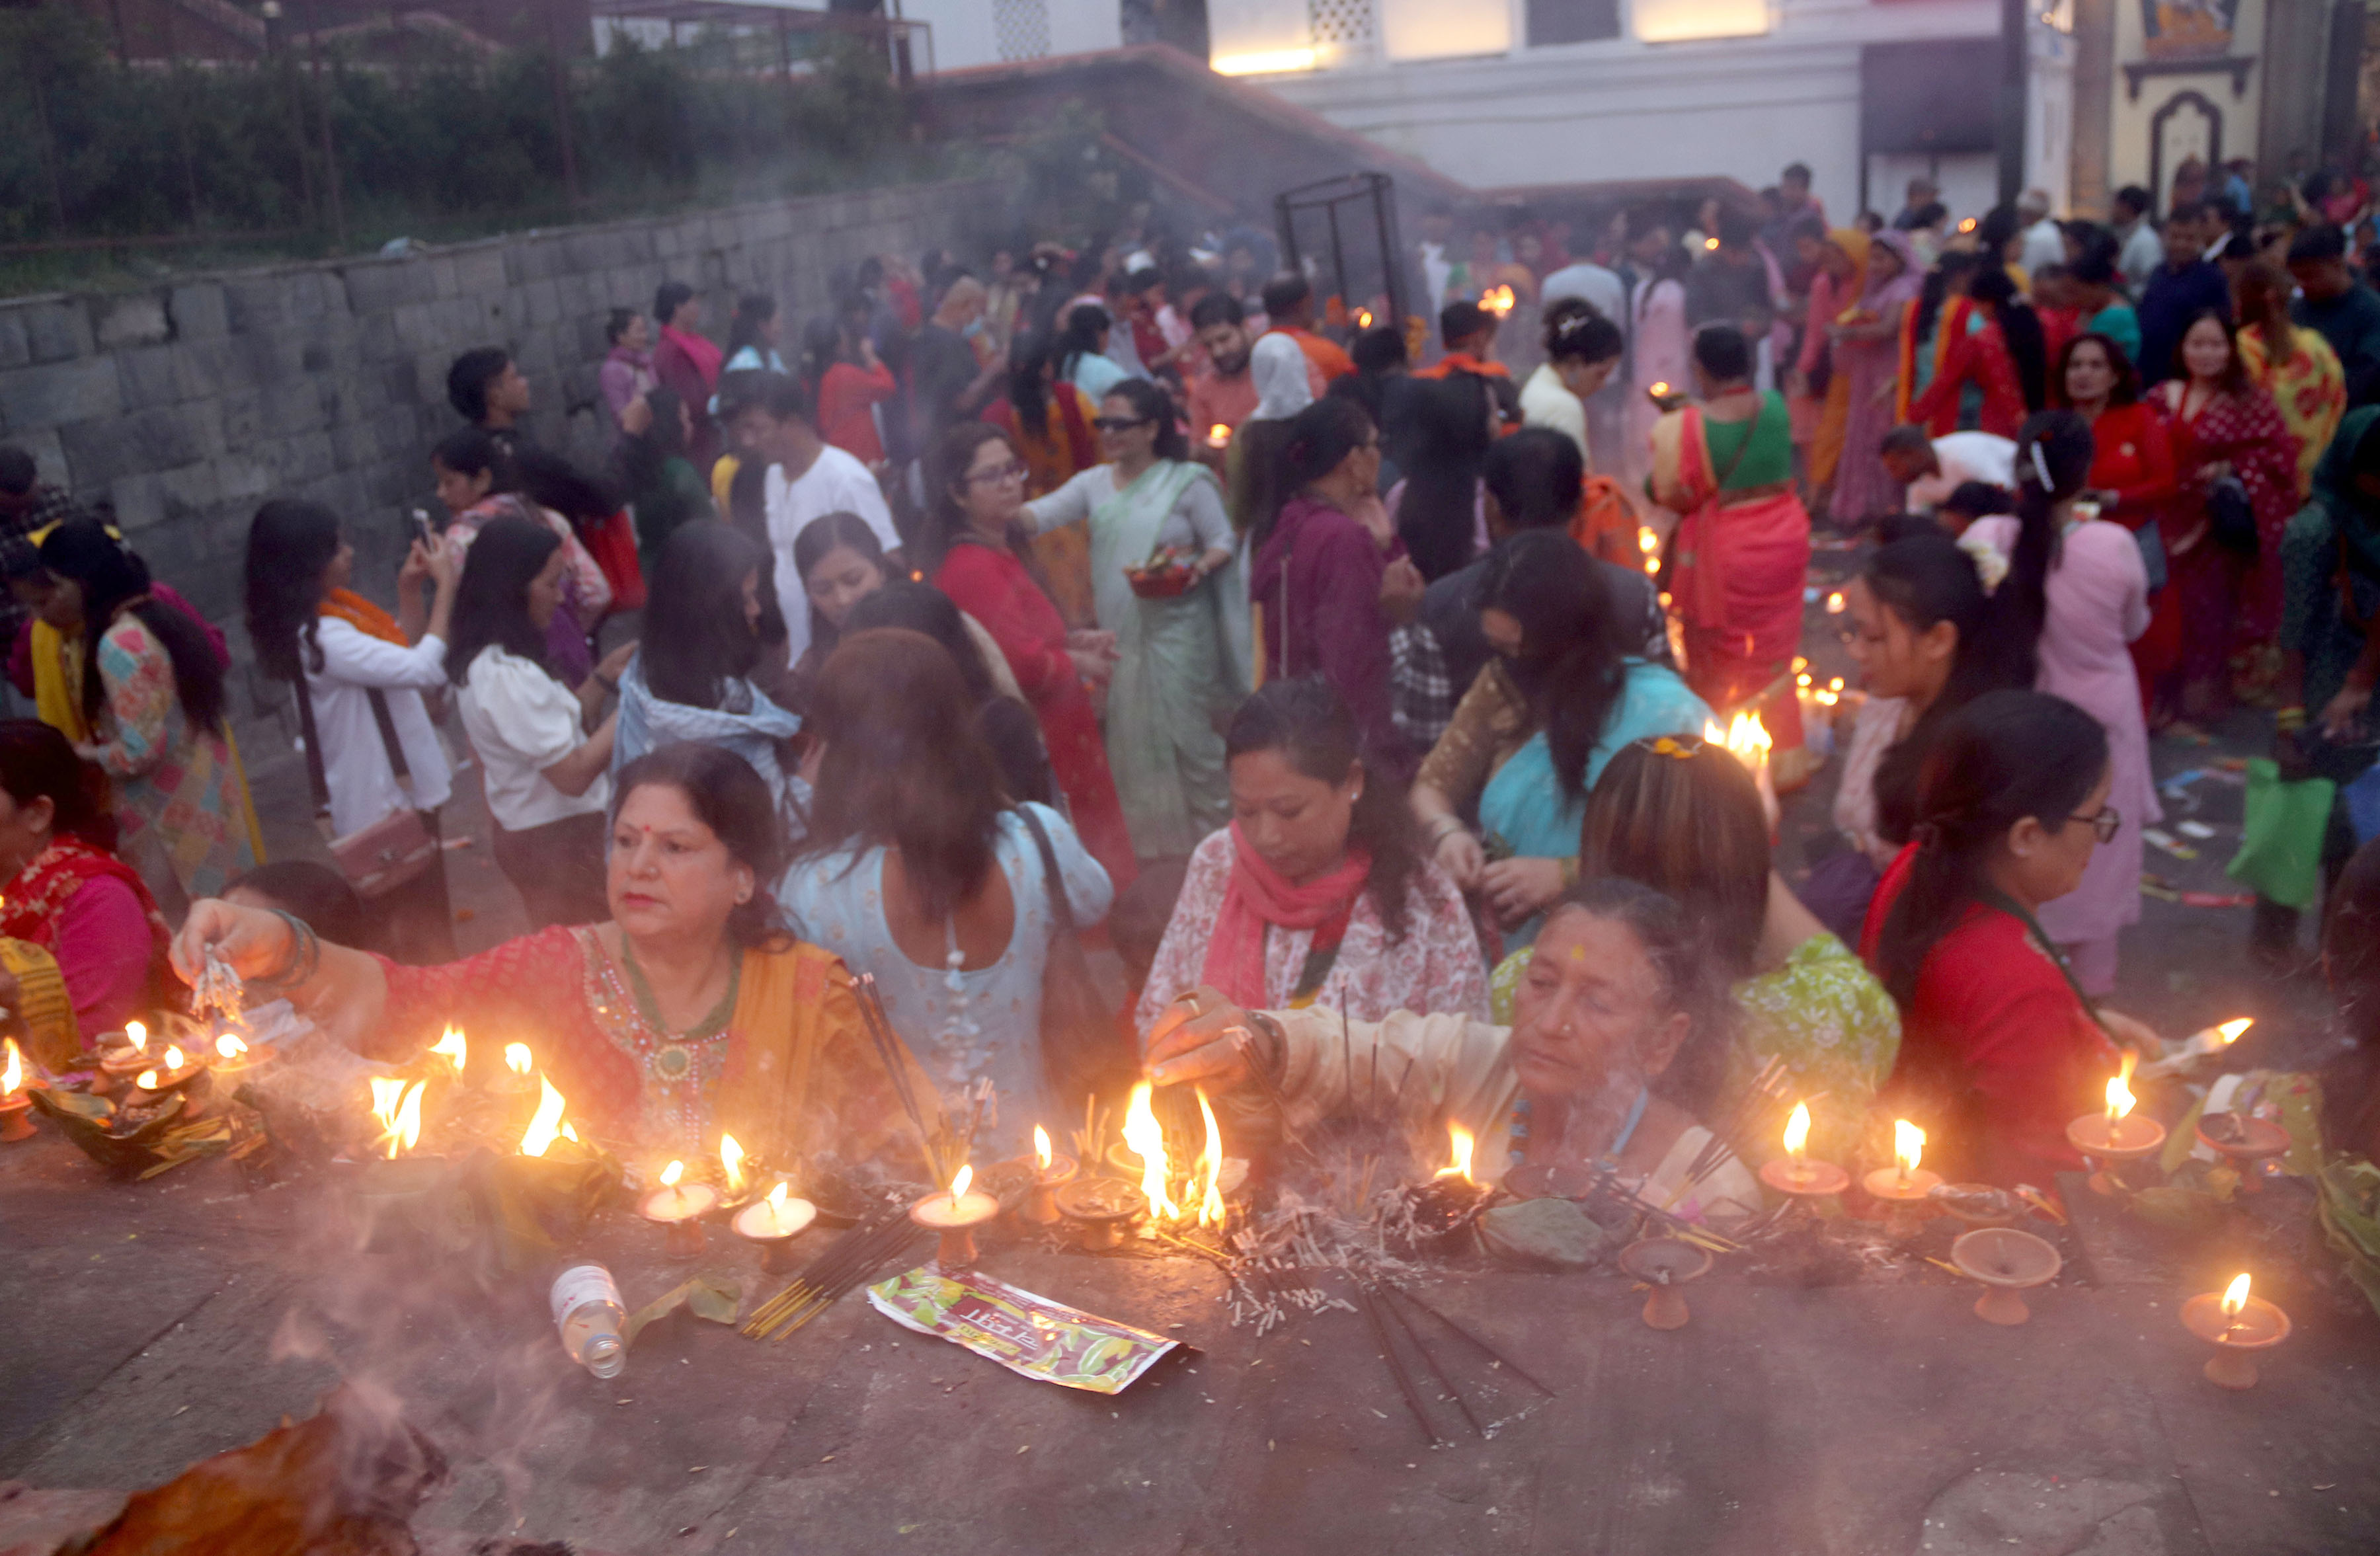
[1056,1175,1146,1250]
[2195,1109,2290,1195]
[1616,1237,1713,1330]
[1949,1227,2061,1326]
[639,1159,718,1259]
[1021,1124,1079,1225]
[2180,1273,2289,1390]
[2067,1056,2164,1195]
[0,1037,32,1142]
[98,1019,153,1084]
[734,1180,818,1273]
[1758,1101,1849,1199]
[910,1163,1000,1270]
[1864,1120,1941,1227]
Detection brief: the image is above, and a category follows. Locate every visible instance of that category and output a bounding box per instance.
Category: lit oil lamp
[98,1019,153,1085]
[1205,422,1232,450]
[515,1075,575,1157]
[734,1179,818,1273]
[1480,284,1515,319]
[1022,1124,1079,1225]
[2067,1055,2164,1195]
[496,1042,536,1094]
[428,1025,466,1077]
[1758,1101,1850,1199]
[132,1043,210,1099]
[1616,1236,1713,1331]
[1949,1226,2062,1326]
[910,1163,1000,1270]
[719,1132,748,1198]
[640,1159,718,1259]
[368,1075,426,1159]
[1055,1175,1146,1249]
[2196,1108,2291,1194]
[1863,1120,1942,1227]
[2180,1272,2289,1390]
[1,1036,33,1142]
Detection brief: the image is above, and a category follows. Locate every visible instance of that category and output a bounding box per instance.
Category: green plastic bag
[2226,758,2336,910]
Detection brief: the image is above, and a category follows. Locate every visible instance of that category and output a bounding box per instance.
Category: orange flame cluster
[428,1025,466,1073]
[215,1032,249,1061]
[1480,284,1516,319]
[1123,1081,1232,1227]
[368,1077,425,1159]
[1435,1122,1475,1185]
[2,1037,22,1098]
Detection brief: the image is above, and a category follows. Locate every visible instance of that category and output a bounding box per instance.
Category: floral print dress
[2240,325,2346,499]
[85,612,255,903]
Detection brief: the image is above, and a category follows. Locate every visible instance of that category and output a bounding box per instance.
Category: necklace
[618,937,742,1084]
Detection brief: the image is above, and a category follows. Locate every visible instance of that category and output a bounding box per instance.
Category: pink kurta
[1966,517,2162,955]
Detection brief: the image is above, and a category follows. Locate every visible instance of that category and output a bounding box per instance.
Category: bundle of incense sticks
[852,973,945,1182]
[740,1206,927,1341]
[1351,1272,1558,1446]
[1675,1054,1792,1202]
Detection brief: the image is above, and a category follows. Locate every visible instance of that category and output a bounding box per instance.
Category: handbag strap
[1015,804,1074,940]
[290,666,415,823]
[368,687,413,787]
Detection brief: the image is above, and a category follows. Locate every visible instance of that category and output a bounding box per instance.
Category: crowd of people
[2,154,2378,1213]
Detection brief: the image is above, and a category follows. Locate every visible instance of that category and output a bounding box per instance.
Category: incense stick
[853,974,943,1181]
[1369,1278,1483,1438]
[1348,1274,1445,1447]
[1380,1280,1558,1399]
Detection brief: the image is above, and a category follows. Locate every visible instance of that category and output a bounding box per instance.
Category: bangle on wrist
[1428,815,1467,843]
[249,908,320,991]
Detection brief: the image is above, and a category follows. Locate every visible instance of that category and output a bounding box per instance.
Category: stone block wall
[0,178,989,756]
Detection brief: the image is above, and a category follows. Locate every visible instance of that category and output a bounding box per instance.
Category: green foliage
[0,13,922,267]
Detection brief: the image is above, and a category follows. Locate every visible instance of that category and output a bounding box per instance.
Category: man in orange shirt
[1261,272,1355,385]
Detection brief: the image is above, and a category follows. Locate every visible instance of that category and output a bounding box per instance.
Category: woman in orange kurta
[984,331,1103,627]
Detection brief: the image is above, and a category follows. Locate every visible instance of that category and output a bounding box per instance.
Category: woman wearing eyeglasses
[1862,690,2163,1187]
[928,422,1137,892]
[1959,410,2159,994]
[1020,380,1242,862]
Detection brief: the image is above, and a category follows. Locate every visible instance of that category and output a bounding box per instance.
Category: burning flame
[1206,422,1231,449]
[1123,1081,1179,1220]
[769,1180,789,1212]
[2221,1272,2250,1317]
[1958,217,1978,233]
[659,1159,684,1188]
[948,1162,974,1212]
[1703,236,1720,251]
[1435,1122,1476,1184]
[2,1037,22,1097]
[1782,1101,1811,1162]
[2106,1051,2138,1125]
[1798,672,1813,687]
[215,1033,248,1060]
[429,1025,465,1073]
[720,1132,746,1194]
[1650,381,1671,399]
[1825,591,1846,613]
[135,1070,159,1090]
[1356,308,1374,329]
[1723,711,1772,768]
[1893,1120,1925,1180]
[126,1020,147,1054]
[1480,284,1515,318]
[504,1042,533,1075]
[1195,1088,1227,1226]
[1033,1124,1052,1173]
[163,1046,184,1071]
[2217,1018,2252,1044]
[519,1075,568,1157]
[377,1079,424,1159]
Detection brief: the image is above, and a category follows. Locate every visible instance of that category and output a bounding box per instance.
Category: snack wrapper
[865,1266,1179,1394]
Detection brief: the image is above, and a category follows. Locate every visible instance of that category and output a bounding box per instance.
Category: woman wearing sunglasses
[1862,689,2164,1187]
[1021,379,1242,862]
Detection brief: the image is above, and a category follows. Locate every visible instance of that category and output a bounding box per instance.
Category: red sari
[2155,383,2301,681]
[934,538,1137,891]
[0,836,170,1041]
[984,390,1102,629]
[1860,845,2120,1188]
[1909,314,2027,437]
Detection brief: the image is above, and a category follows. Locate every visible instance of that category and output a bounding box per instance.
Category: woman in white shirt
[448,514,636,929]
[243,500,461,962]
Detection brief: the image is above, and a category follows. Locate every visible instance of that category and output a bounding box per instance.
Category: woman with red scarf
[652,280,726,474]
[1133,678,1483,1036]
[2053,332,2180,716]
[0,719,169,1047]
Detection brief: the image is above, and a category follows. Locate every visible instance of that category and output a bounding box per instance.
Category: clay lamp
[128,1043,210,1101]
[0,1038,32,1143]
[1862,1120,1942,1230]
[1056,1175,1146,1250]
[2195,1111,2290,1196]
[1930,1183,2020,1229]
[1021,1124,1080,1225]
[2067,1060,2164,1196]
[1616,1237,1713,1331]
[97,1019,156,1088]
[734,1180,818,1274]
[207,1029,270,1079]
[2180,1273,2289,1390]
[640,1160,719,1259]
[911,1163,1000,1271]
[1757,1101,1850,1203]
[1950,1227,2062,1326]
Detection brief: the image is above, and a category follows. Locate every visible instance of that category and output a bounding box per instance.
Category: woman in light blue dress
[778,628,1113,1151]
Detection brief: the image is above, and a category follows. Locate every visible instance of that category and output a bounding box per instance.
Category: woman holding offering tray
[1145,876,1759,1220]
[168,744,940,1168]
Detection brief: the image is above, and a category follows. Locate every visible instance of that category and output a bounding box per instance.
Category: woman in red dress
[927,422,1136,892]
[2053,332,2178,715]
[2149,310,2302,722]
[1908,270,2045,438]
[1862,689,2159,1188]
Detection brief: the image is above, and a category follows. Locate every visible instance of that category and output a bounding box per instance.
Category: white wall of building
[904,0,1123,69]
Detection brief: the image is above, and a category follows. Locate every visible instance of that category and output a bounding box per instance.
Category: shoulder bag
[290,668,440,899]
[1016,805,1139,1112]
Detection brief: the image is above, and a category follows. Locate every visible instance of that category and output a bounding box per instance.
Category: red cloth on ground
[933,539,1137,892]
[1859,844,2121,1187]
[817,360,897,465]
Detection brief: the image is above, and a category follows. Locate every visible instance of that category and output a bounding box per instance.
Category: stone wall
[0,178,989,755]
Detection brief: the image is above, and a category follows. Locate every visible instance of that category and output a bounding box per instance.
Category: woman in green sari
[1024,379,1245,860]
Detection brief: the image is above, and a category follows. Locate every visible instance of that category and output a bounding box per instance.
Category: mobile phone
[408,508,437,547]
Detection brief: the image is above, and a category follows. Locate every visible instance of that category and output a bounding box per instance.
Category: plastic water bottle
[551,1264,627,1378]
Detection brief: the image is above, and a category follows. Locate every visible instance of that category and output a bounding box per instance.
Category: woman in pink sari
[1651,325,1816,789]
[1829,231,1925,527]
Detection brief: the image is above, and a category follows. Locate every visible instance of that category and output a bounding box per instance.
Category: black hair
[0,446,37,496]
[1714,205,1757,250]
[444,513,560,686]
[1002,331,1058,443]
[2113,185,2152,217]
[432,426,513,492]
[1261,272,1312,317]
[1257,397,1374,551]
[1896,201,1948,231]
[791,511,888,664]
[227,860,369,950]
[2069,248,2120,288]
[2291,225,2349,264]
[1942,480,2014,520]
[1965,268,2050,413]
[847,580,994,699]
[614,743,793,951]
[1440,300,1491,344]
[513,447,619,532]
[643,520,774,709]
[0,717,117,851]
[1476,529,1628,802]
[2003,408,2090,671]
[1874,690,2109,1007]
[2053,331,2140,407]
[1782,162,1811,184]
[1350,325,1408,375]
[1482,427,1585,530]
[446,347,510,424]
[1056,303,1111,384]
[717,368,810,426]
[1546,309,1624,366]
[40,520,227,734]
[1692,323,1752,383]
[1881,424,1934,459]
[1538,875,1733,1117]
[1863,531,2024,846]
[1225,677,1422,941]
[1101,378,1189,462]
[798,315,844,389]
[604,307,641,346]
[243,499,343,683]
[1189,292,1244,332]
[727,293,776,359]
[1977,205,2024,256]
[654,280,695,329]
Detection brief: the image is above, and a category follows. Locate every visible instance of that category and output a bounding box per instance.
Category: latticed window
[994,0,1052,61]
[1309,0,1376,54]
